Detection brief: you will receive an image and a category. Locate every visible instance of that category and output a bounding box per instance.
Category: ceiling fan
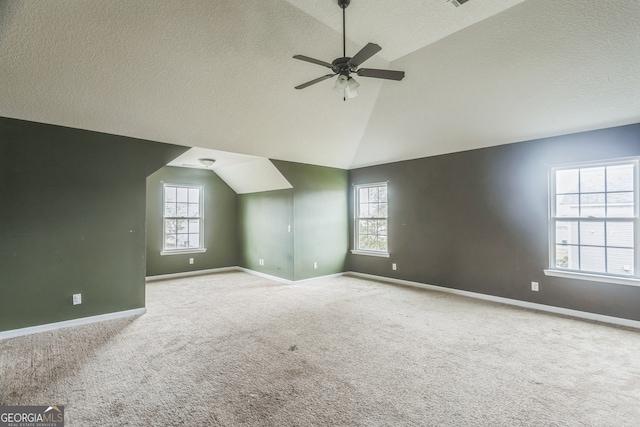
[293,0,405,99]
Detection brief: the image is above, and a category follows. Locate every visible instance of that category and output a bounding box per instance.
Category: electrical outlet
[73,293,82,305]
[189,258,194,265]
[313,262,318,269]
[531,282,539,292]
[392,263,397,271]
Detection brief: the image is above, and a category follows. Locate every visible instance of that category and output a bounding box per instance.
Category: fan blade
[356,68,405,81]
[348,43,382,67]
[293,55,333,69]
[295,74,336,90]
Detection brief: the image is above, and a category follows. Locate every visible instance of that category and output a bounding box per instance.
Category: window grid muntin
[554,218,635,274]
[550,158,638,278]
[355,182,388,253]
[163,184,203,252]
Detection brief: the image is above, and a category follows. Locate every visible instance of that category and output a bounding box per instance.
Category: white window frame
[160,183,207,256]
[544,157,639,286]
[351,182,390,257]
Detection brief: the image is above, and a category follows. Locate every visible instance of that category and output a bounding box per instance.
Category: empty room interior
[1,0,640,425]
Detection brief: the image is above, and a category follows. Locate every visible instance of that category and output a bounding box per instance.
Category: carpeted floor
[1,271,640,426]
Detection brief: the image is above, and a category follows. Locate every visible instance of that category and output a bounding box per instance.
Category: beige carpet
[1,271,640,426]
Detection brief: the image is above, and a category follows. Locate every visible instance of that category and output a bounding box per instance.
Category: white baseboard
[7,270,635,340]
[294,272,345,284]
[239,268,345,285]
[146,266,295,284]
[146,266,238,282]
[346,271,640,330]
[0,308,147,341]
[238,268,294,284]
[147,266,343,285]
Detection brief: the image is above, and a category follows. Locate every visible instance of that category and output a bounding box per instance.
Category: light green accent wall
[152,161,348,283]
[146,166,239,277]
[272,161,348,281]
[238,160,348,282]
[238,189,294,280]
[0,117,186,332]
[0,117,348,332]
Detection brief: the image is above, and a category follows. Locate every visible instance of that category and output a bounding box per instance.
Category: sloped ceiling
[167,147,292,194]
[1,0,639,170]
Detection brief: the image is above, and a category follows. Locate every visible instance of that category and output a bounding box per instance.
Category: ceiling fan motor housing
[331,57,355,76]
[292,0,405,91]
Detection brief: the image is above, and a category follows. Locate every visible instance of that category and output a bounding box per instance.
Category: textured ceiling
[284,0,526,61]
[1,0,639,170]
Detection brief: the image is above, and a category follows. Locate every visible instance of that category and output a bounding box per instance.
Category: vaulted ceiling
[1,0,639,170]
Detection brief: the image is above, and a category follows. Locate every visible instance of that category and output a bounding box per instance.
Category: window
[162,184,205,255]
[353,182,389,256]
[547,158,639,284]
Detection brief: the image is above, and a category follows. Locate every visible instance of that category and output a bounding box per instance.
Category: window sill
[544,269,640,287]
[161,248,207,256]
[351,250,390,258]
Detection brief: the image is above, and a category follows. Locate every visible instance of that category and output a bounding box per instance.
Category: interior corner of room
[2,0,640,338]
[3,116,640,337]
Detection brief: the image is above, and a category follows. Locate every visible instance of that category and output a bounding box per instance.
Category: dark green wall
[7,112,636,332]
[238,161,348,282]
[238,189,294,280]
[0,117,186,332]
[347,123,640,321]
[272,161,348,281]
[146,166,239,277]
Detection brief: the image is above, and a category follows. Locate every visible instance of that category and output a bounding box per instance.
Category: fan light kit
[293,0,405,100]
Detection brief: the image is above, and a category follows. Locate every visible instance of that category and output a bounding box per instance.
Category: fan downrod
[292,0,405,93]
